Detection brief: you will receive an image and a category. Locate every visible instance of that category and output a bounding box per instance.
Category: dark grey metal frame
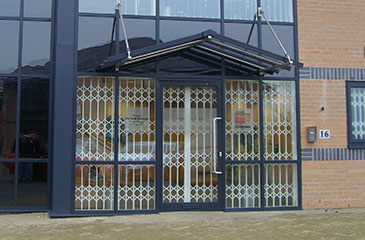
[48,0,302,217]
[0,0,54,212]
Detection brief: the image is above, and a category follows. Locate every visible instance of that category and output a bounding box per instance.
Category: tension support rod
[257,7,293,64]
[116,0,131,59]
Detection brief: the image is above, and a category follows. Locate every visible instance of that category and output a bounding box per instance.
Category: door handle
[213,117,222,175]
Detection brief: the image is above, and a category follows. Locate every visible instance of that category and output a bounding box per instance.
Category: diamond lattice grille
[350,88,365,140]
[162,86,218,203]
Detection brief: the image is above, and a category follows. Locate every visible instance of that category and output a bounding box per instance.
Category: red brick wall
[297,0,365,68]
[302,161,365,209]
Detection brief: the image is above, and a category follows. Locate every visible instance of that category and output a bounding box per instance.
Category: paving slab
[0,208,365,239]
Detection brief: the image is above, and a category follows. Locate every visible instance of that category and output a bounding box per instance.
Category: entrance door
[159,81,223,211]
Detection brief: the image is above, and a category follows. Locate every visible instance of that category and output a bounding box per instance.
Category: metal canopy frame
[97,30,302,75]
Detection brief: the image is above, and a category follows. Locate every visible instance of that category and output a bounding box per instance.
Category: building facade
[0,0,363,216]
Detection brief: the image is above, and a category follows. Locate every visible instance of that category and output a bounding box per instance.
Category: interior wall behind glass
[160,0,220,18]
[22,21,51,75]
[79,0,115,13]
[224,0,256,20]
[122,0,156,15]
[0,21,19,74]
[261,0,293,22]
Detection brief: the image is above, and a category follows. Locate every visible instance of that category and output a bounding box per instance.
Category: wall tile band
[301,148,365,161]
[300,67,365,81]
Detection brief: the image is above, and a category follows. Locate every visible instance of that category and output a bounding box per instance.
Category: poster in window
[233,108,252,130]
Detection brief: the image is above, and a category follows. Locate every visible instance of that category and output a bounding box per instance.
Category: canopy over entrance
[97,30,302,75]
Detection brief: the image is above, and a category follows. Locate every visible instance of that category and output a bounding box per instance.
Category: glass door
[159,81,223,211]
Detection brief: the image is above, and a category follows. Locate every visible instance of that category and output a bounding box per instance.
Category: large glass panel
[18,162,47,207]
[163,86,218,203]
[76,76,115,161]
[118,164,155,210]
[75,164,114,210]
[224,0,256,20]
[19,78,49,159]
[226,163,260,208]
[120,19,156,51]
[225,80,259,161]
[264,163,297,207]
[119,78,155,162]
[350,88,365,140]
[0,0,20,17]
[78,17,115,71]
[263,81,297,160]
[24,0,52,18]
[160,0,220,18]
[0,21,19,74]
[79,0,115,13]
[0,78,17,159]
[262,25,295,77]
[224,23,258,47]
[160,20,220,42]
[122,0,156,15]
[22,21,51,74]
[261,0,293,22]
[0,162,15,207]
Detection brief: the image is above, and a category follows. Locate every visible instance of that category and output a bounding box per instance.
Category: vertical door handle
[213,117,222,175]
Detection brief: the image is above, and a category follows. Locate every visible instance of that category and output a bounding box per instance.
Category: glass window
[224,0,256,20]
[120,19,156,51]
[0,78,17,159]
[262,25,295,78]
[0,21,19,74]
[122,0,156,15]
[79,0,115,13]
[78,17,115,71]
[22,21,51,74]
[160,0,220,18]
[0,162,15,207]
[24,0,52,18]
[160,20,220,42]
[261,0,293,22]
[263,81,297,160]
[19,78,49,159]
[224,23,258,47]
[0,0,20,17]
[76,76,115,161]
[347,83,365,148]
[18,162,47,207]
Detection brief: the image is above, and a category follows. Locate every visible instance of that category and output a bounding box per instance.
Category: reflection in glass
[78,17,115,71]
[264,163,297,207]
[0,162,15,207]
[79,0,115,13]
[0,21,19,74]
[263,81,297,160]
[76,76,115,161]
[225,80,259,161]
[0,0,20,17]
[160,0,220,18]
[19,79,49,159]
[22,21,51,74]
[24,0,52,18]
[118,165,155,210]
[75,164,114,210]
[162,86,218,203]
[261,0,293,22]
[226,164,260,208]
[262,25,295,77]
[224,0,256,20]
[18,162,47,207]
[122,0,156,15]
[224,23,258,47]
[119,78,155,161]
[160,20,220,42]
[0,79,17,158]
